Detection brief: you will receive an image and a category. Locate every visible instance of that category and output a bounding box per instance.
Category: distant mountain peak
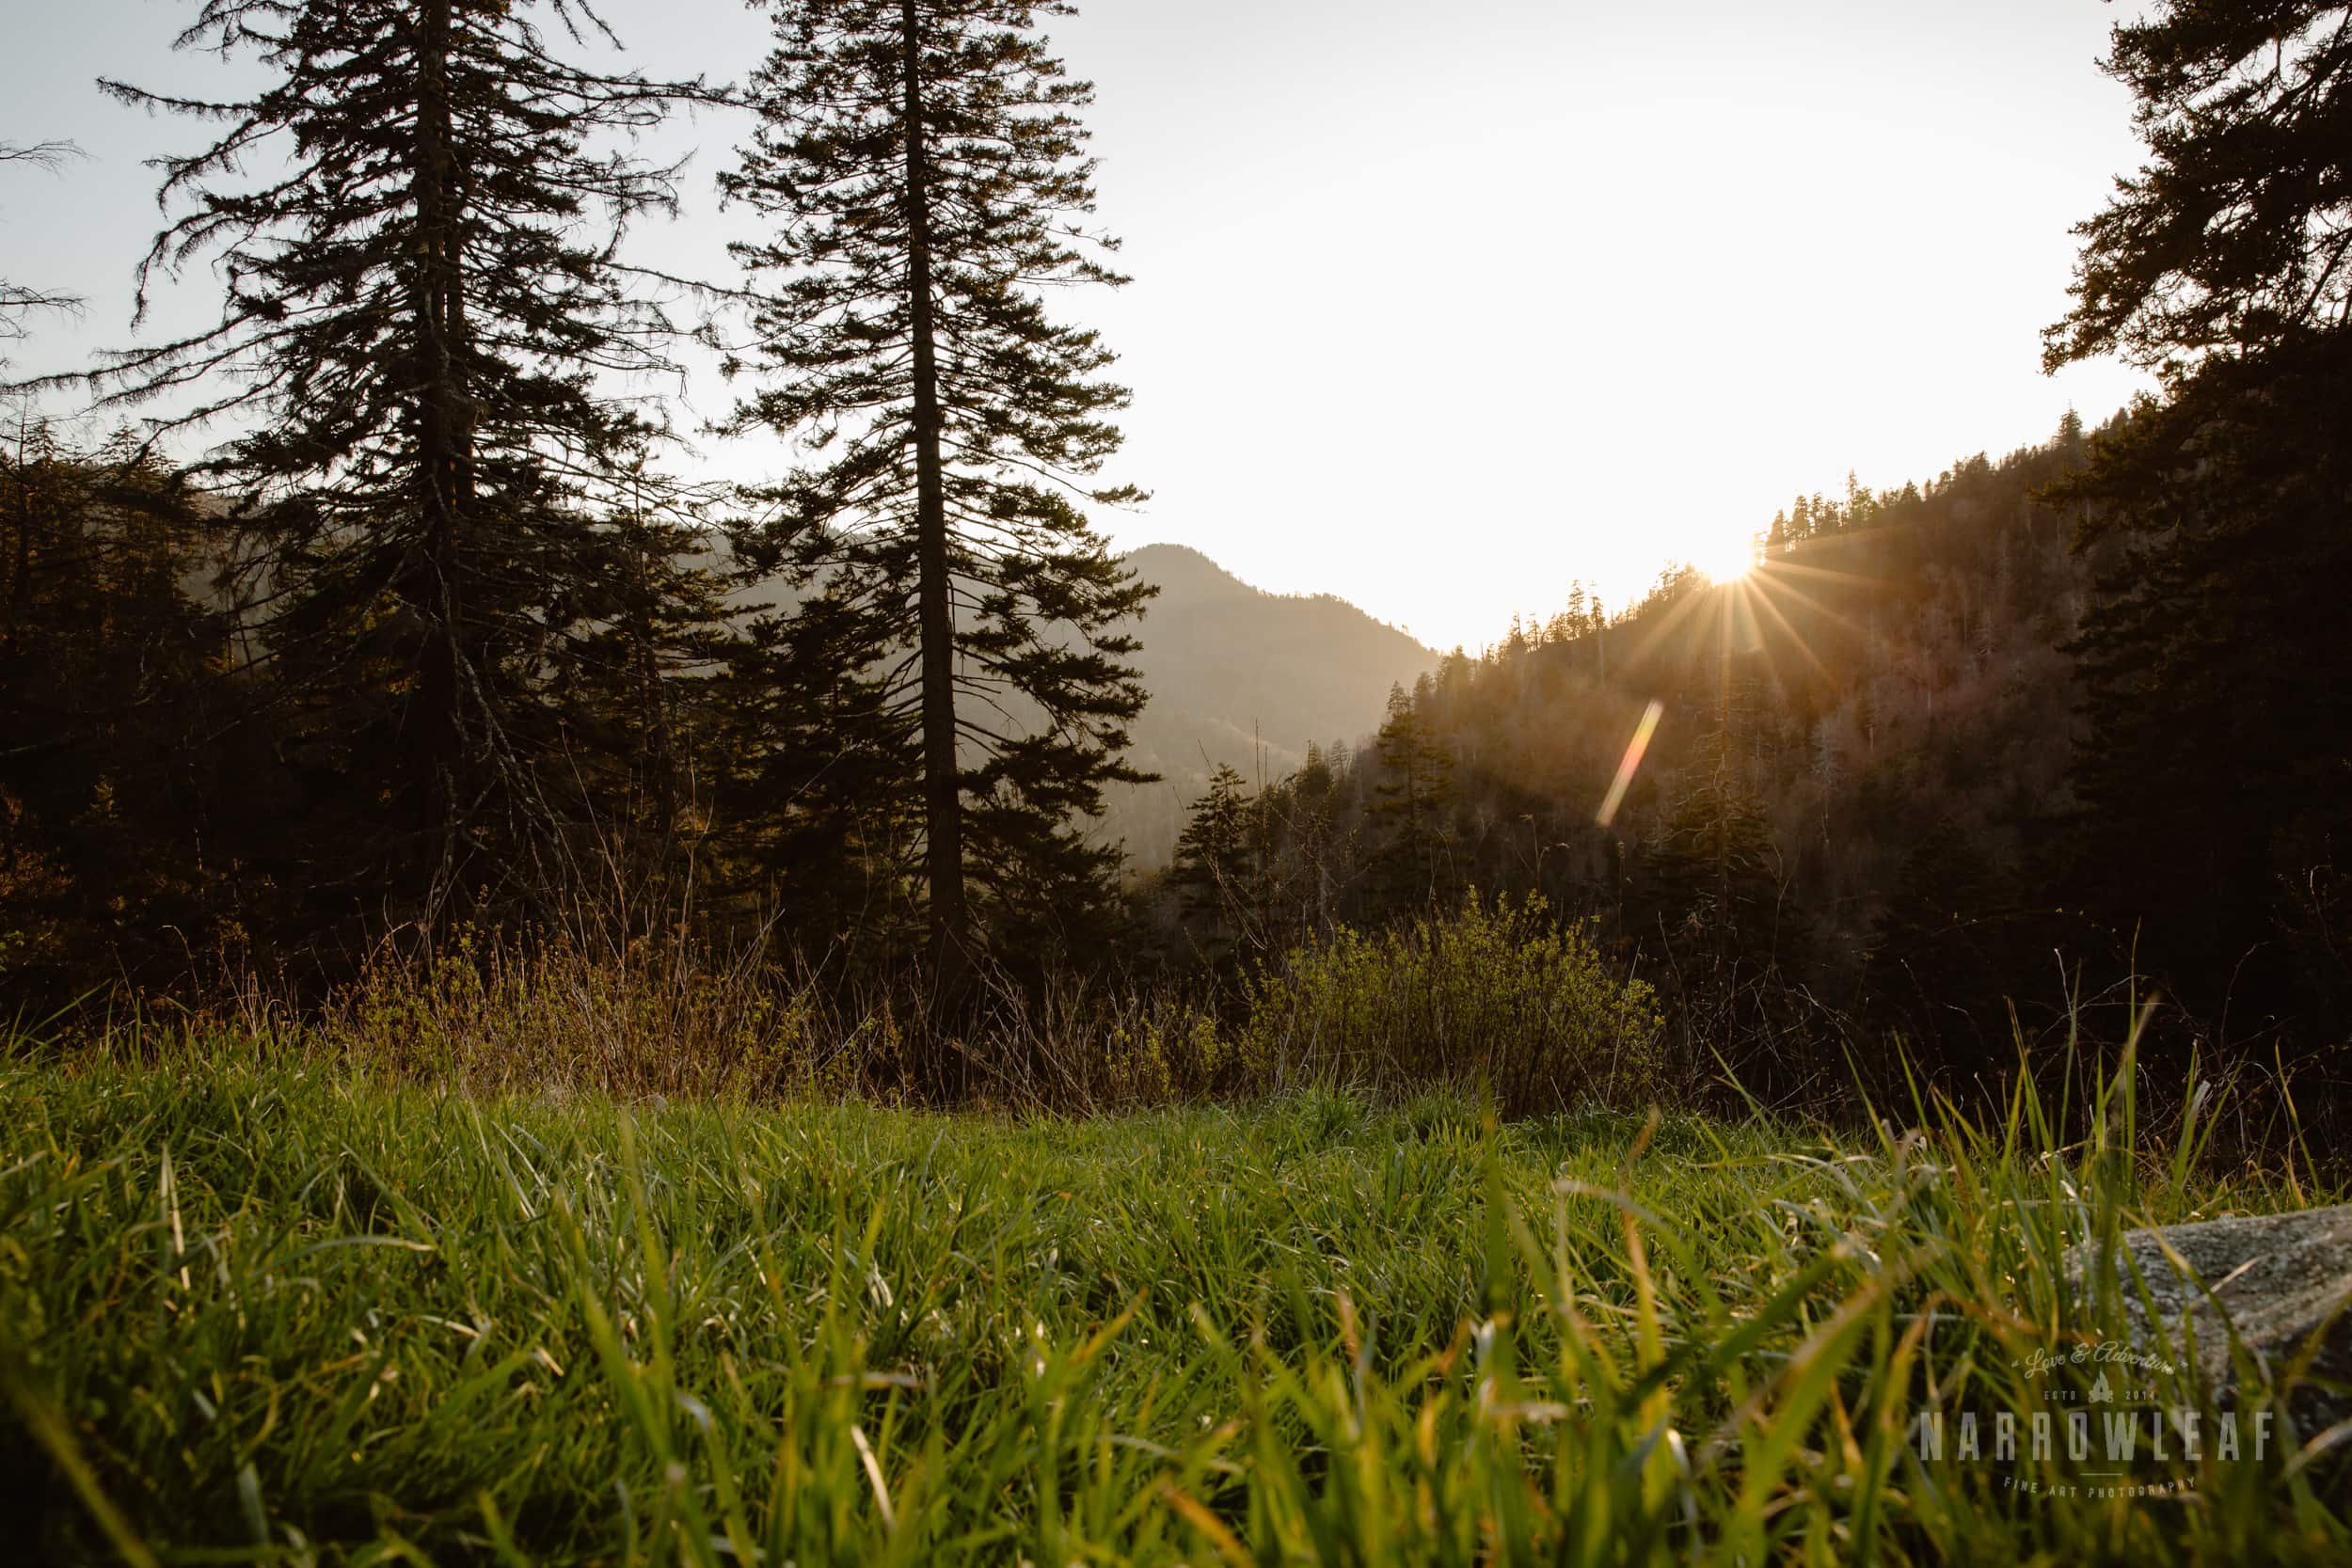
[1121,543,1438,645]
[1104,543,1437,864]
[1121,542,1256,601]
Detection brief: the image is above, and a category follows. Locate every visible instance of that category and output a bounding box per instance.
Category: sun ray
[1742,564,1876,641]
[1741,575,1836,688]
[1624,573,1720,667]
[1753,556,1885,592]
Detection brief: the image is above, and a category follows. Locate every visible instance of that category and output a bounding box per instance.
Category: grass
[1,1039,2347,1564]
[158,897,1669,1114]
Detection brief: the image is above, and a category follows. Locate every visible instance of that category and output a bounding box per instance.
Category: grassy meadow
[3,1037,2349,1565]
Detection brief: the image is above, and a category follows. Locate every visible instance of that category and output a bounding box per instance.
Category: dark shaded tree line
[6,0,2348,1119]
[2,0,1149,1054]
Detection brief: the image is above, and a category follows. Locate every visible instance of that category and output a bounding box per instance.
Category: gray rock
[2075,1206,2352,1434]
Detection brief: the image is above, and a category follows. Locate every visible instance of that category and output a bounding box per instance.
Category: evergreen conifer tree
[2045,0,2352,1037]
[2042,2,2352,377]
[1169,762,1265,962]
[1287,741,1343,937]
[57,0,712,921]
[1637,736,1777,959]
[711,564,923,959]
[1368,684,1457,910]
[721,0,1152,994]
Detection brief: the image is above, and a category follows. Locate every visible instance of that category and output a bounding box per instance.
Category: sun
[1694,534,1756,584]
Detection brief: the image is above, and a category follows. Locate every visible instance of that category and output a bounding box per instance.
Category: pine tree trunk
[900,0,972,1006]
[412,0,474,901]
[5,425,30,671]
[626,504,675,845]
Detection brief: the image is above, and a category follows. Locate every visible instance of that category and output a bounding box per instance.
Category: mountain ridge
[1104,542,1438,865]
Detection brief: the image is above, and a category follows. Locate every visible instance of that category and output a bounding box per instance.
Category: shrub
[313,927,819,1101]
[1237,893,1664,1113]
[22,903,1662,1117]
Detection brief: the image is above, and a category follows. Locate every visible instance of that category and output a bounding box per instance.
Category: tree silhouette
[2047,0,2352,1043]
[722,0,1152,1001]
[61,0,711,919]
[1369,682,1457,911]
[2044,2,2352,377]
[1171,761,1282,964]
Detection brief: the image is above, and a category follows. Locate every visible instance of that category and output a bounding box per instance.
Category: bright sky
[4,0,2153,652]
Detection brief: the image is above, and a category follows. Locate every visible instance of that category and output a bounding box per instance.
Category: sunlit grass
[0,1046,2344,1564]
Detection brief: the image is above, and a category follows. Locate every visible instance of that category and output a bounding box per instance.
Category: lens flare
[1596,700,1665,828]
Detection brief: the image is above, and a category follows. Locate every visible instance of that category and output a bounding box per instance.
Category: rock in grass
[2078,1207,2352,1433]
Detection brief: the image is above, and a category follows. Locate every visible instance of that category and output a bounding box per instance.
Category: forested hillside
[1148,405,2347,1097]
[1107,544,1435,863]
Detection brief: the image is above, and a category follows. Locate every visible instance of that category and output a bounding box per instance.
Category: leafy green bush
[1239,893,1663,1113]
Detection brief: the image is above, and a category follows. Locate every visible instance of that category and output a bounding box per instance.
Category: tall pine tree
[721,0,1152,993]
[1368,682,1457,911]
[60,0,711,923]
[1169,762,1271,964]
[2043,2,2352,376]
[2045,0,2352,1042]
